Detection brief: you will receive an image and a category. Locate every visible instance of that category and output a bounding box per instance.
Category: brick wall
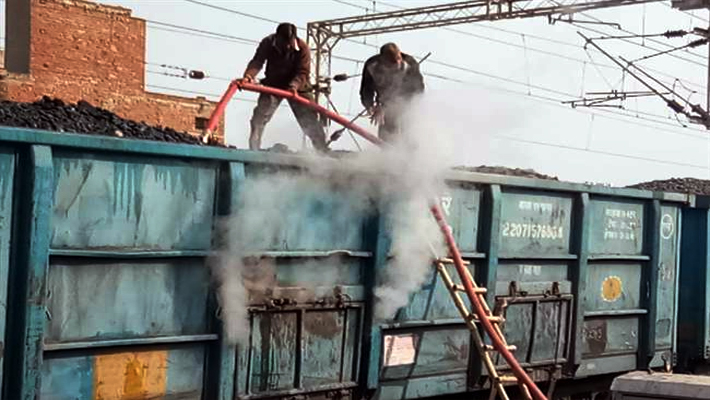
[0,0,224,141]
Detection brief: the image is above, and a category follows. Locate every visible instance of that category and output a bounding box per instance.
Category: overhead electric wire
[2,0,702,168]
[546,0,708,65]
[416,57,706,134]
[423,70,709,138]
[149,81,709,170]
[145,19,362,64]
[363,0,706,93]
[144,48,709,140]
[148,84,232,100]
[573,22,708,67]
[146,53,709,138]
[147,9,617,78]
[146,83,360,119]
[176,0,706,94]
[148,51,710,140]
[142,23,709,138]
[548,0,708,57]
[183,0,278,24]
[148,20,259,45]
[630,37,709,64]
[143,39,705,136]
[181,0,382,51]
[138,4,710,144]
[141,27,709,138]
[370,0,588,49]
[333,0,370,10]
[415,74,710,169]
[495,133,709,169]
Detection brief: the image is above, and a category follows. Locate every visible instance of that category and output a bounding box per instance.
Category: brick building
[1,0,224,141]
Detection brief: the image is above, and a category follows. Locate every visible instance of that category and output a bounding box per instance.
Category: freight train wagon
[675,195,710,374]
[0,126,688,400]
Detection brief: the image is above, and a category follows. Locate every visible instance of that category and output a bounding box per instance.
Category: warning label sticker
[383,334,417,367]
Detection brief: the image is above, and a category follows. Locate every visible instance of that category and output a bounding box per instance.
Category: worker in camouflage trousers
[360,43,425,142]
[241,22,328,152]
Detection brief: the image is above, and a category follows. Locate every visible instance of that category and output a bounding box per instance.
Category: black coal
[0,96,226,147]
[453,165,559,181]
[627,177,710,195]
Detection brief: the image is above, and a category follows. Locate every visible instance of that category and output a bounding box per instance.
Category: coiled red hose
[204,80,547,400]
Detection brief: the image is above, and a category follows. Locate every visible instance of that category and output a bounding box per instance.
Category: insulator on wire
[333,73,350,82]
[189,70,206,80]
[664,30,688,38]
[666,99,685,114]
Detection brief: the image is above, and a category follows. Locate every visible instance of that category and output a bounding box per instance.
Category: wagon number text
[502,222,564,240]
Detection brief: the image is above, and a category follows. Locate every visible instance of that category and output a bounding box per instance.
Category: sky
[3,0,710,185]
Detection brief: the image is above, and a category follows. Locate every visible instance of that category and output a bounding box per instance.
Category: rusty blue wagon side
[0,126,376,400]
[373,173,684,399]
[0,126,688,400]
[5,135,226,400]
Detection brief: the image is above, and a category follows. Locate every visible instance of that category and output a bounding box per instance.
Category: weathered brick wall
[0,0,224,140]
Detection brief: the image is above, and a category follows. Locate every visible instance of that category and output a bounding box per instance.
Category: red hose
[205,80,240,135]
[204,80,383,146]
[204,81,547,400]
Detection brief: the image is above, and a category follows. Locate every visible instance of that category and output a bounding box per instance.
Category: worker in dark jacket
[241,23,328,152]
[360,43,425,142]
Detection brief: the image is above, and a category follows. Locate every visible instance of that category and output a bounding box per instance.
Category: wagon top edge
[0,126,692,204]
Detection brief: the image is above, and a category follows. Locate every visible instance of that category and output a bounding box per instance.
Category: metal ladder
[434,257,533,400]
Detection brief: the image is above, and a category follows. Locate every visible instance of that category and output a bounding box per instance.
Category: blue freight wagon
[677,196,710,373]
[0,126,689,400]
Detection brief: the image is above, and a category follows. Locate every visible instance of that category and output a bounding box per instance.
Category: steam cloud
[211,92,456,345]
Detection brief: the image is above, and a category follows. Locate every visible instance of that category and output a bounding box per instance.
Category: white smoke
[364,95,452,320]
[209,251,250,346]
[211,90,458,344]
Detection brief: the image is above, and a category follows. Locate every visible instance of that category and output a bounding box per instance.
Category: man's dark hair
[276,22,297,40]
[379,42,400,58]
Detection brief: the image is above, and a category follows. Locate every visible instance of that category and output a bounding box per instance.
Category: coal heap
[0,96,225,147]
[453,165,559,181]
[627,177,710,195]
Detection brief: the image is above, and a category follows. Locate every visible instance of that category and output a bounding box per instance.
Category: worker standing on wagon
[359,43,425,142]
[240,22,328,152]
